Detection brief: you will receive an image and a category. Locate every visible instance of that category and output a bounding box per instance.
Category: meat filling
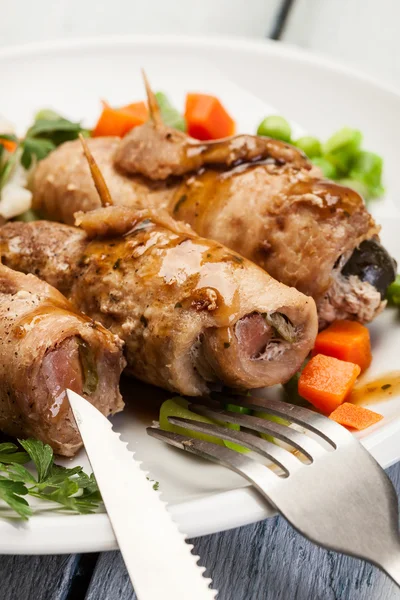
[191,312,300,390]
[40,337,85,421]
[317,239,396,329]
[317,272,384,330]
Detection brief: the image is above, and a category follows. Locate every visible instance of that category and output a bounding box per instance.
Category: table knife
[67,390,217,600]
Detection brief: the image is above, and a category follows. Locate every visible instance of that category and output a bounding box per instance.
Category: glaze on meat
[0,208,318,395]
[0,264,125,456]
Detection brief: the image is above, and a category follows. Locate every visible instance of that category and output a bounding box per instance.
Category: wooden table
[2,1,400,598]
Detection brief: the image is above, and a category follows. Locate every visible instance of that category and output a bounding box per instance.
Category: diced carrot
[298,354,361,414]
[313,320,372,372]
[0,138,17,153]
[185,93,235,140]
[92,101,148,138]
[120,101,148,124]
[329,403,383,430]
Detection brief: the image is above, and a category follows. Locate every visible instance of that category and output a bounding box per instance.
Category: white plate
[1,35,400,555]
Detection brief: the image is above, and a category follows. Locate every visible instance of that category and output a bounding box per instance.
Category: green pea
[386,274,400,306]
[312,157,338,179]
[323,127,362,156]
[349,150,383,192]
[294,136,322,158]
[257,116,292,143]
[337,178,370,200]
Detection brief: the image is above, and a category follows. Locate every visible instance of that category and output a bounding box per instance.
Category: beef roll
[31,116,396,329]
[0,264,125,456]
[0,205,318,396]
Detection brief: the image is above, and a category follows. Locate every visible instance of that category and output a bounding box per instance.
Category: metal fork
[147,396,400,586]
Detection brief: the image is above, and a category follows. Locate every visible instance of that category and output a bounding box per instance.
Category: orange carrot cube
[185,93,235,140]
[313,320,372,372]
[329,403,383,430]
[298,354,361,414]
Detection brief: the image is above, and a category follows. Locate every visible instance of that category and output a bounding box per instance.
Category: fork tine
[147,426,279,490]
[219,396,353,448]
[167,416,301,475]
[188,404,326,461]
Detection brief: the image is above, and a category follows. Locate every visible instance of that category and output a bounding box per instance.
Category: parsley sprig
[0,439,102,519]
[0,109,90,191]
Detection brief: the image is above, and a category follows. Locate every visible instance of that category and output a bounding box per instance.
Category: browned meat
[115,120,313,181]
[32,137,172,225]
[114,77,314,181]
[170,172,379,295]
[30,89,393,328]
[0,208,318,396]
[0,264,125,456]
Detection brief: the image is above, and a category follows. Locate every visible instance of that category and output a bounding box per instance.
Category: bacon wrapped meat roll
[0,206,317,396]
[0,264,125,456]
[32,118,396,329]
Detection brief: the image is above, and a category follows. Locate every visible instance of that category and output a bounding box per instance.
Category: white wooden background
[1,1,400,598]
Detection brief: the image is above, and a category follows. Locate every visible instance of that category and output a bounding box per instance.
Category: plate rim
[1,34,400,553]
[1,33,400,99]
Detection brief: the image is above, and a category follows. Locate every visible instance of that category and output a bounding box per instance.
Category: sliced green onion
[255,412,290,444]
[225,403,251,415]
[294,136,322,158]
[159,397,224,445]
[159,397,248,453]
[257,116,292,143]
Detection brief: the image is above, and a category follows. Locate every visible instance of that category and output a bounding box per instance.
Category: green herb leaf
[0,442,30,464]
[0,145,20,191]
[27,117,85,139]
[0,438,103,519]
[40,464,83,488]
[0,480,32,519]
[21,138,56,169]
[4,463,37,484]
[0,133,18,143]
[155,92,186,132]
[18,439,53,483]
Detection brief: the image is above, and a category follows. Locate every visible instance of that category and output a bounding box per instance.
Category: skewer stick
[141,69,162,127]
[79,134,113,207]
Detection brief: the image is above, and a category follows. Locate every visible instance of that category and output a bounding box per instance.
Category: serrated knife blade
[67,390,217,600]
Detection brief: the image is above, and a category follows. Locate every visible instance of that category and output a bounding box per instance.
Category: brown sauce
[349,372,400,406]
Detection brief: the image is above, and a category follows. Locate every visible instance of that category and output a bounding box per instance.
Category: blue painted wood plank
[0,554,79,600]
[84,463,400,600]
